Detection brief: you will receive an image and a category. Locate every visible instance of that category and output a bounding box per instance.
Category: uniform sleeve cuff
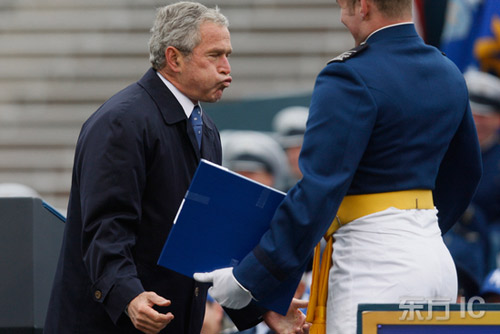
[233,250,282,301]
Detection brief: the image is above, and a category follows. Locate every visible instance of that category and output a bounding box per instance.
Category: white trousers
[326,208,457,334]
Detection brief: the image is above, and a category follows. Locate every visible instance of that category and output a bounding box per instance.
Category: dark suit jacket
[44,68,223,333]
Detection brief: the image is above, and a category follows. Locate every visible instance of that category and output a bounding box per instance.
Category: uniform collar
[363,22,416,45]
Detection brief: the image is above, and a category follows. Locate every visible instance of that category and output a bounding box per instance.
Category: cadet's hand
[264,298,310,334]
[127,291,174,334]
[194,267,253,309]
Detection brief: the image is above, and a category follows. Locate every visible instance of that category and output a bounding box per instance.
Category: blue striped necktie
[190,105,202,149]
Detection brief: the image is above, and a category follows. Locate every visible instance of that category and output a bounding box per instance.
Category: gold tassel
[306,235,333,334]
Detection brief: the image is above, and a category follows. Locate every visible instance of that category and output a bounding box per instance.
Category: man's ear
[359,0,370,19]
[165,46,184,73]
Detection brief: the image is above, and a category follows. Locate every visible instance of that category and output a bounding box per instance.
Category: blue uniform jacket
[233,24,482,301]
[44,68,223,333]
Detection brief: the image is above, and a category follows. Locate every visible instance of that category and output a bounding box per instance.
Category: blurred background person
[444,205,489,302]
[272,106,309,190]
[465,69,500,270]
[221,130,290,191]
[480,268,500,303]
[216,130,308,334]
[444,69,500,301]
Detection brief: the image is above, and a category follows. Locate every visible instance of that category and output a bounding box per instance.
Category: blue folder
[157,159,301,315]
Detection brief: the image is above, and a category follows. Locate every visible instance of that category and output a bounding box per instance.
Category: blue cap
[480,269,500,296]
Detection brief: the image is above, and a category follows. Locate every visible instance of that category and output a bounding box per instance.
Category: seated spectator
[212,130,306,334]
[480,268,500,303]
[220,130,290,191]
[463,69,500,272]
[444,205,490,301]
[272,106,309,190]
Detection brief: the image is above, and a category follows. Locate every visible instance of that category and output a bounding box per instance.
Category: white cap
[272,106,309,148]
[464,69,500,115]
[220,130,290,191]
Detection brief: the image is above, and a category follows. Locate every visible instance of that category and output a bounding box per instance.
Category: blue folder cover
[157,159,301,315]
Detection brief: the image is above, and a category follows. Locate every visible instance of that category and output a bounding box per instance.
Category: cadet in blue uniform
[195,1,482,333]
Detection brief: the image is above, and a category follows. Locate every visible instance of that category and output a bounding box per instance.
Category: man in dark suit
[197,0,482,333]
[44,2,232,333]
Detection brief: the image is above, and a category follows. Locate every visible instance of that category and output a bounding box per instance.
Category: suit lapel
[138,68,201,160]
[137,68,185,125]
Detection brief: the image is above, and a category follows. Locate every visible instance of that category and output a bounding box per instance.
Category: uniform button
[194,287,199,297]
[95,290,102,300]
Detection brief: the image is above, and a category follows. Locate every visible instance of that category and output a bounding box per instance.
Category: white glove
[194,267,253,309]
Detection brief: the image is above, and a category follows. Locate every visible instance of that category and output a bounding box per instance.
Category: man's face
[177,22,232,103]
[237,170,275,187]
[286,146,302,179]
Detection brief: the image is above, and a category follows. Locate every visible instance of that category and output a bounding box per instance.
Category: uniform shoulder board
[328,44,369,64]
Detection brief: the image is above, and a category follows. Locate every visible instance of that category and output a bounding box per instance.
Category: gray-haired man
[44,2,230,333]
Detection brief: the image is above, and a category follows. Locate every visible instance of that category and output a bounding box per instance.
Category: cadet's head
[272,106,309,180]
[464,69,500,148]
[336,0,413,45]
[150,2,232,103]
[221,131,290,190]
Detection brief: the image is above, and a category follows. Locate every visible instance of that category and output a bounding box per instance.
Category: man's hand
[127,291,174,334]
[264,298,310,334]
[194,267,253,309]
